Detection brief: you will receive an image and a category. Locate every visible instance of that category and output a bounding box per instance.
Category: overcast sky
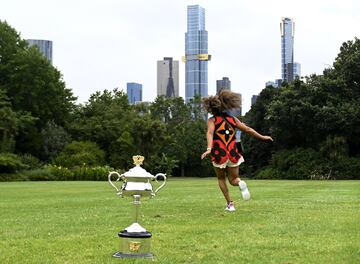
[2,0,359,112]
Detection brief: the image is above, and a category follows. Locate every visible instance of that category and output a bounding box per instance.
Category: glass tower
[184,5,211,102]
[26,39,53,64]
[280,17,295,82]
[293,62,301,78]
[127,82,142,104]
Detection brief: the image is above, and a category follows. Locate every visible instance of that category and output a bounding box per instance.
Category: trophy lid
[122,155,154,179]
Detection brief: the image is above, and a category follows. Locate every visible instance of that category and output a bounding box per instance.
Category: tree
[242,87,278,172]
[41,120,72,161]
[69,88,133,168]
[0,20,76,157]
[150,96,191,176]
[243,38,360,176]
[148,95,211,176]
[0,20,28,67]
[5,47,76,126]
[0,88,35,153]
[331,37,360,98]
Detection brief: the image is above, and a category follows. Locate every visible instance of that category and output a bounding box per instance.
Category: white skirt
[212,156,245,169]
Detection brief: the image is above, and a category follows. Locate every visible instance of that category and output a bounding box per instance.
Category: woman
[201,90,273,212]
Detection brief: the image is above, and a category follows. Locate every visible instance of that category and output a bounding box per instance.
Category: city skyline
[2,0,359,113]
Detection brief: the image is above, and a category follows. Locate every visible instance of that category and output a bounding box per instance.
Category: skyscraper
[26,39,53,63]
[157,57,179,97]
[280,17,295,82]
[127,82,142,104]
[184,5,211,102]
[251,95,258,106]
[216,77,231,94]
[293,62,301,78]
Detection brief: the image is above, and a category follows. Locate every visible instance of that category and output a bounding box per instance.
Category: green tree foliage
[242,87,278,171]
[70,90,210,176]
[148,95,210,176]
[53,141,105,168]
[326,38,360,154]
[0,88,35,152]
[150,96,190,175]
[0,153,26,173]
[0,20,76,157]
[5,47,75,126]
[0,21,28,66]
[69,89,133,168]
[5,20,360,179]
[331,37,360,98]
[245,38,360,178]
[41,120,72,161]
[257,148,323,180]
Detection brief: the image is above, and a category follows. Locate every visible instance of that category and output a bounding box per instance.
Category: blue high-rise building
[127,82,142,104]
[293,62,301,78]
[280,17,295,82]
[184,5,211,102]
[251,95,259,106]
[26,39,53,63]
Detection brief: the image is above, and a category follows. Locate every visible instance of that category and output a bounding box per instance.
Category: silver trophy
[108,155,167,259]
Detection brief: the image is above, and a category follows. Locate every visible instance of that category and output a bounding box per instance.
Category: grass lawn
[0,179,359,264]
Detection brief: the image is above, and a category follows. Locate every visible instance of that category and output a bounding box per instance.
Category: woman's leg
[225,166,240,186]
[226,165,251,200]
[214,167,232,204]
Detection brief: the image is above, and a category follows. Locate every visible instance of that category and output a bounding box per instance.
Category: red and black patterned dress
[210,114,242,165]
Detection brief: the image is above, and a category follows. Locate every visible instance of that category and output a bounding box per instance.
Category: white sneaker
[239,180,251,201]
[225,201,236,212]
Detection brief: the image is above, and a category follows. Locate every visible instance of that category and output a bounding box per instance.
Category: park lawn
[0,179,359,264]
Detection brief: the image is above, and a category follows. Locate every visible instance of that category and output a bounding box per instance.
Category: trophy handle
[108,171,124,194]
[154,173,167,194]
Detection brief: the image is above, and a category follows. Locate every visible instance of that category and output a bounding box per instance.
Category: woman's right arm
[234,117,273,141]
[201,118,215,159]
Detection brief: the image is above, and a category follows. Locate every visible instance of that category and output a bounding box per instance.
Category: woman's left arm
[234,117,273,141]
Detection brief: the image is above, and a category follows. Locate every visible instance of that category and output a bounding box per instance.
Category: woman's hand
[201,148,211,159]
[262,135,274,141]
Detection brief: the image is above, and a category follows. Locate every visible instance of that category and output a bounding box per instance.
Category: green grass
[0,179,359,264]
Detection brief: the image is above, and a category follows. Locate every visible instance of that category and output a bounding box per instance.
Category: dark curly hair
[202,90,241,115]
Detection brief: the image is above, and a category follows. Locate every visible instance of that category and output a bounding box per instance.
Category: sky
[1,0,360,113]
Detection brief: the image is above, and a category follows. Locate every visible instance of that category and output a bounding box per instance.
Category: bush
[0,153,26,173]
[0,172,28,181]
[332,157,360,179]
[49,165,118,181]
[257,148,360,180]
[258,148,324,179]
[22,166,55,181]
[53,141,105,168]
[19,154,43,169]
[255,167,282,179]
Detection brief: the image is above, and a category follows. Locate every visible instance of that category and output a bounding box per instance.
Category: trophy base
[112,252,154,259]
[113,230,153,259]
